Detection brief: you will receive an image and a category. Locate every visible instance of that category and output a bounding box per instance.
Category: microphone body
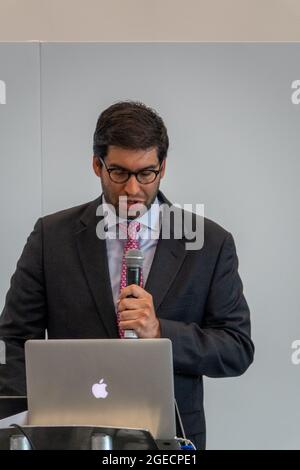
[126,265,142,287]
[123,249,144,339]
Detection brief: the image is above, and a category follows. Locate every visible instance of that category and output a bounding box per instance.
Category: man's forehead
[106,146,159,167]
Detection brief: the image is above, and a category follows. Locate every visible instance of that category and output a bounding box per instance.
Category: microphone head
[125,249,144,268]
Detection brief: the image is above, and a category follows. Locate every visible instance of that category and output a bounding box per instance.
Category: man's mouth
[127,200,144,205]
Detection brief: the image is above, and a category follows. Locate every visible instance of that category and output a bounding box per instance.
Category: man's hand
[117,285,161,338]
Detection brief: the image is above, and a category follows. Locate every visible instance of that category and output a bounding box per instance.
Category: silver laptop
[25,339,176,440]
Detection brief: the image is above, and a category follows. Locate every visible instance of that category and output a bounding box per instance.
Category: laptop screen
[25,338,176,440]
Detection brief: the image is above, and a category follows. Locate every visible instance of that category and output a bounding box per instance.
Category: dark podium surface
[0,426,182,450]
[0,397,181,450]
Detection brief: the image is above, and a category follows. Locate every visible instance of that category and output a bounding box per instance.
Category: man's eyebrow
[108,163,158,170]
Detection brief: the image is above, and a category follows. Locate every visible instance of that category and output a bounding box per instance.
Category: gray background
[0,43,41,308]
[0,43,299,449]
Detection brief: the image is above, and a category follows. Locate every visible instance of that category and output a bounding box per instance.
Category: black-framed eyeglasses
[98,156,162,184]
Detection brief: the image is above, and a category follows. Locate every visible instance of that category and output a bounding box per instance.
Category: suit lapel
[145,237,186,312]
[75,196,119,338]
[145,191,187,312]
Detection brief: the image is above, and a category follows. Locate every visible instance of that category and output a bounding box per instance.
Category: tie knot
[127,221,140,240]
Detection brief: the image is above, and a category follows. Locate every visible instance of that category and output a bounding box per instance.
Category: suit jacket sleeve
[159,232,254,378]
[0,218,46,394]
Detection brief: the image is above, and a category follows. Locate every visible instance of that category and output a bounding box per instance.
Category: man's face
[93,146,166,219]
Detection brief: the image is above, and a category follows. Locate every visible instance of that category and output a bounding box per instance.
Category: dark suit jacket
[0,191,254,440]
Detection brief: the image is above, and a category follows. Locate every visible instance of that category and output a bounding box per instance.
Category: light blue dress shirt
[103,196,161,308]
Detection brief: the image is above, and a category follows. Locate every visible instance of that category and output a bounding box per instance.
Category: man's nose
[124,174,140,194]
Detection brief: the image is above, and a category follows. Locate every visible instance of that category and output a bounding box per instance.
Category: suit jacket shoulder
[41,196,101,233]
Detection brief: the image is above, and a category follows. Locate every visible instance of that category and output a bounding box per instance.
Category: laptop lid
[25,339,176,440]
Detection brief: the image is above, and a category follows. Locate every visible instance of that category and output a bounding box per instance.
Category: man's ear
[160,159,166,179]
[93,155,102,177]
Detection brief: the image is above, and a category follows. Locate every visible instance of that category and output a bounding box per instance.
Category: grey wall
[0,43,41,307]
[1,43,300,449]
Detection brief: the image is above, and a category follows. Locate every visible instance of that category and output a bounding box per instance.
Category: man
[0,101,254,449]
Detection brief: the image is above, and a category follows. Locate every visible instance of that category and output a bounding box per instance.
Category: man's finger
[118,298,148,312]
[119,309,143,321]
[118,284,145,300]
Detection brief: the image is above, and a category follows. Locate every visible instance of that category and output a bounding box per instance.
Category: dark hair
[93,101,169,163]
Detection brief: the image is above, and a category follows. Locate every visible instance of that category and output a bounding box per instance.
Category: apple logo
[92,378,108,399]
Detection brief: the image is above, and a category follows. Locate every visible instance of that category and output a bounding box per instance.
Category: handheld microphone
[123,249,144,339]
